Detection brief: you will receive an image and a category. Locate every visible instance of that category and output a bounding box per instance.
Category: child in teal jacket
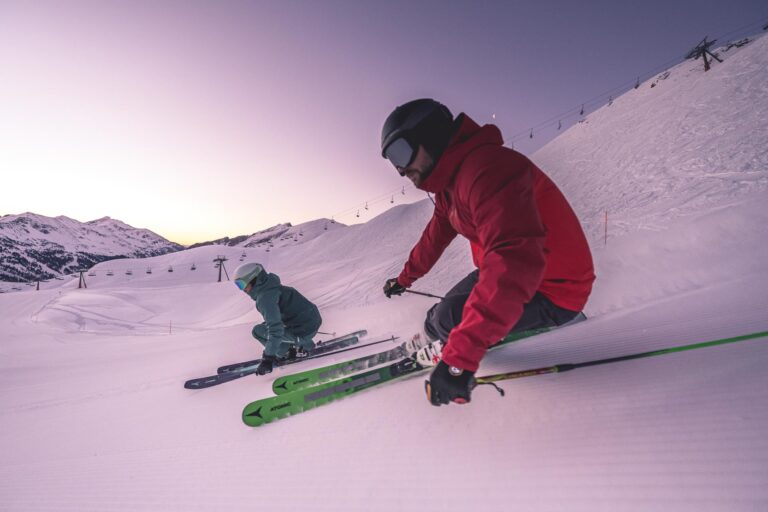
[234,262,322,375]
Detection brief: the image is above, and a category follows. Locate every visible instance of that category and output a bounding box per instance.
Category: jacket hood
[247,272,281,298]
[418,114,504,193]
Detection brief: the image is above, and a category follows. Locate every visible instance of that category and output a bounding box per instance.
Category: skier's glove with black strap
[255,354,277,375]
[383,277,406,298]
[425,360,475,406]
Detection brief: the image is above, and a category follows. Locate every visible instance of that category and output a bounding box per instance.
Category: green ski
[243,358,424,427]
[271,326,554,395]
[243,327,555,427]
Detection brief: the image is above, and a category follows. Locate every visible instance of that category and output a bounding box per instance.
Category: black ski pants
[424,270,582,343]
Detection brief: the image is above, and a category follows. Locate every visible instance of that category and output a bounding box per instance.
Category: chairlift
[580,104,585,116]
[191,264,197,271]
[391,195,394,204]
[88,272,96,277]
[126,270,132,276]
[146,268,152,274]
[107,270,114,277]
[168,266,174,273]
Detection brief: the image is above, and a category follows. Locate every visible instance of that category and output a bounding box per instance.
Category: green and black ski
[244,327,553,426]
[243,358,424,426]
[271,326,553,395]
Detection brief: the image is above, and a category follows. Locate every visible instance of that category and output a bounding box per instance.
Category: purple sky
[1,0,766,244]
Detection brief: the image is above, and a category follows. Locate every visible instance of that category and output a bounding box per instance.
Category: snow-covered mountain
[0,212,343,286]
[1,34,767,511]
[0,213,183,282]
[187,218,345,251]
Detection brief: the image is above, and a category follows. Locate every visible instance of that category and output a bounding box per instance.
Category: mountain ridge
[0,213,183,282]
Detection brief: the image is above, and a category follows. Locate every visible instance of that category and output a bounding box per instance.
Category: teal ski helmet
[233,262,264,291]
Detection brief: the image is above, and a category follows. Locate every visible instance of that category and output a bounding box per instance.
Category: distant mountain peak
[0,212,183,282]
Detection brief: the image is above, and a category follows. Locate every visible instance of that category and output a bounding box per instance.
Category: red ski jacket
[397,115,595,372]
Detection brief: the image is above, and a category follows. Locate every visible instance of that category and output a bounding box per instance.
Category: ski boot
[296,345,314,358]
[414,341,444,367]
[405,329,437,353]
[277,346,298,363]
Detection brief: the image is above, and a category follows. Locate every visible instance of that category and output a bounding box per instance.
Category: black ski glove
[425,360,475,406]
[256,354,277,375]
[383,277,406,298]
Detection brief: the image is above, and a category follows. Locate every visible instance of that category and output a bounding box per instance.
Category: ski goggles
[383,137,417,170]
[234,278,250,291]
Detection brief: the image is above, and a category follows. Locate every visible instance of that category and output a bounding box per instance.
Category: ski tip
[242,400,298,427]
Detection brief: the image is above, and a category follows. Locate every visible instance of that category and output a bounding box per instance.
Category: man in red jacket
[380,99,595,406]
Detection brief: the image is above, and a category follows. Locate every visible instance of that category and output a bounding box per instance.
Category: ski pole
[301,336,399,362]
[317,331,336,336]
[405,289,445,300]
[475,330,768,392]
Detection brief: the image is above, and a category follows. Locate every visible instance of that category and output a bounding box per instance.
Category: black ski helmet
[381,99,454,164]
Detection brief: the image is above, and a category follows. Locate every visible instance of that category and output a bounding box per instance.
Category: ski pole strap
[474,380,506,397]
[476,330,768,385]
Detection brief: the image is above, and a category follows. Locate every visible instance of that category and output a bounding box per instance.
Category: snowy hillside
[1,35,768,512]
[532,33,768,317]
[533,33,768,242]
[187,218,346,251]
[0,212,183,282]
[0,213,342,287]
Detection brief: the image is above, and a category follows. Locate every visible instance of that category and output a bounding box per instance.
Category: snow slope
[1,35,768,512]
[533,33,768,242]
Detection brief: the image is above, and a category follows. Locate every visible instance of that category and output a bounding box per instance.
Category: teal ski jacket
[246,272,322,355]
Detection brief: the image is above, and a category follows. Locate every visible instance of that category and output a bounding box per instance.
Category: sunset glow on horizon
[2,0,765,245]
